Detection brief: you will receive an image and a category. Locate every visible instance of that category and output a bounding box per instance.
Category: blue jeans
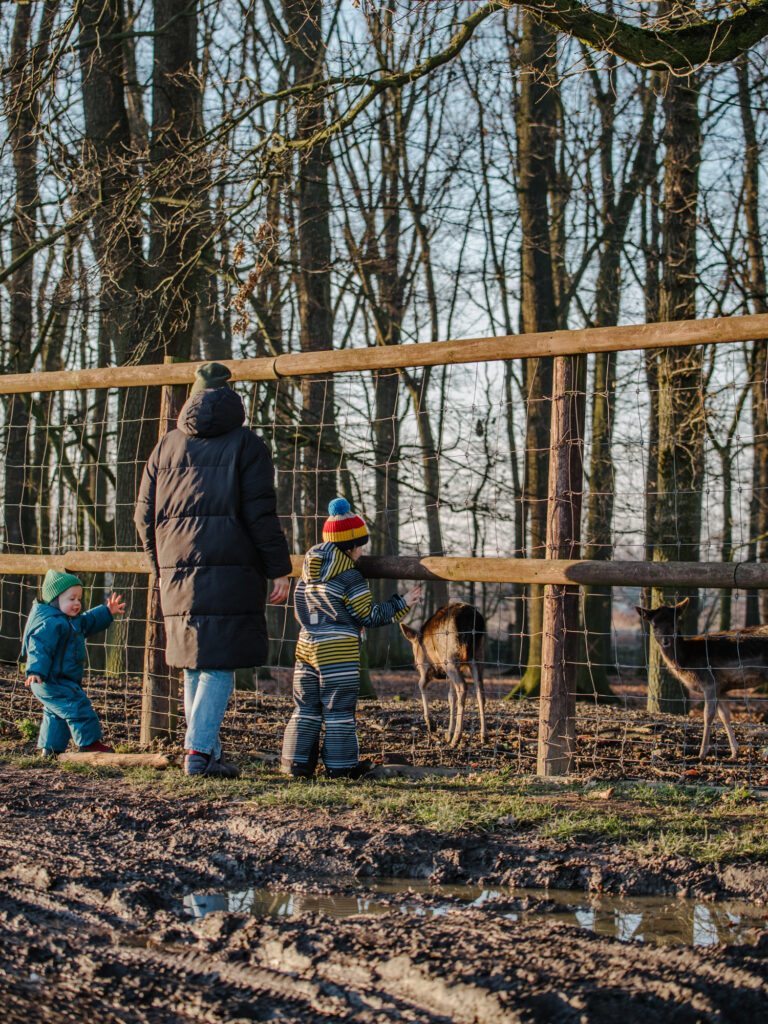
[183,669,234,758]
[29,678,102,752]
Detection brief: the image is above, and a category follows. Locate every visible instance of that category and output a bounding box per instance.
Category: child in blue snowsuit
[280,498,421,778]
[22,569,126,756]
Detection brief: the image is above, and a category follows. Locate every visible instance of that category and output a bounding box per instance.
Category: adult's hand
[26,674,42,688]
[269,576,291,604]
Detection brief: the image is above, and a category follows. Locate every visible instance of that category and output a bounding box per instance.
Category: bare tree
[0,2,56,658]
[647,11,703,714]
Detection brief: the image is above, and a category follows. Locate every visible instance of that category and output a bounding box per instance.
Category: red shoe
[81,740,114,753]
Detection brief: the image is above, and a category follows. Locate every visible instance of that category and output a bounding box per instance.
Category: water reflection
[182,882,768,948]
[184,889,448,921]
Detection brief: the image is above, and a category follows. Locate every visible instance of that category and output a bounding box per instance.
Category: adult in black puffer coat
[134,362,292,776]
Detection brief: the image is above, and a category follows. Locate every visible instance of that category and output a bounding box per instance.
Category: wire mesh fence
[3,329,768,784]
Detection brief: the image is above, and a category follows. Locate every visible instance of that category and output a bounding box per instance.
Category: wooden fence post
[537,355,585,776]
[140,357,186,746]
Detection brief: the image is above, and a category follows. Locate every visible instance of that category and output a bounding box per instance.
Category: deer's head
[635,598,689,652]
[400,622,433,681]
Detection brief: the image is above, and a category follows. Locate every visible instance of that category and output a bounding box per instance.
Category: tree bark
[647,57,702,716]
[283,0,340,549]
[0,3,47,658]
[581,68,657,698]
[79,0,150,672]
[140,360,185,745]
[514,13,558,696]
[736,56,768,626]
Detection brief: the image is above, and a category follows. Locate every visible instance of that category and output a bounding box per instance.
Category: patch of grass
[13,753,56,768]
[122,767,768,858]
[721,784,753,807]
[619,782,721,807]
[7,754,768,862]
[59,760,123,779]
[17,718,39,743]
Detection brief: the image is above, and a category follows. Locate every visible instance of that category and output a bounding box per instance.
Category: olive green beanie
[190,361,232,395]
[42,569,82,605]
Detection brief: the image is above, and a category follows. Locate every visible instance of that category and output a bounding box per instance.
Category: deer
[400,603,487,747]
[636,598,768,759]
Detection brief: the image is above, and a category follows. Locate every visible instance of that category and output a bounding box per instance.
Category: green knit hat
[42,569,82,605]
[190,361,232,395]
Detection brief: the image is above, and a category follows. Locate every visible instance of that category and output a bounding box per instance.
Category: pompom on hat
[42,569,82,605]
[322,497,369,551]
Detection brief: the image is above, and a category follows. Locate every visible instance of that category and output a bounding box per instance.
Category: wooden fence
[4,312,768,773]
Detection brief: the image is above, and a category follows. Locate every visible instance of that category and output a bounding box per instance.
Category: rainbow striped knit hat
[322,497,369,550]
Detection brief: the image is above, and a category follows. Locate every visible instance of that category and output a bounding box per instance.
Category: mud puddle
[183,877,768,948]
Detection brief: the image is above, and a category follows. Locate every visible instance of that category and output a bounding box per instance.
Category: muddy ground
[4,671,768,1020]
[2,761,768,1023]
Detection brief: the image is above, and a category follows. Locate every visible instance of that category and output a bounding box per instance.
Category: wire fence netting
[2,345,768,785]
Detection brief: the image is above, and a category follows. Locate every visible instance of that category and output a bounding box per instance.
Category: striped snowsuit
[281,542,409,777]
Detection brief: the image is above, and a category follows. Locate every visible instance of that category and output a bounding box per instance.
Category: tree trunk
[283,0,340,549]
[0,4,45,659]
[737,56,768,626]
[504,361,527,666]
[147,0,201,362]
[581,348,617,695]
[581,69,657,698]
[79,0,151,672]
[719,447,734,630]
[647,63,702,715]
[514,13,558,696]
[368,76,405,666]
[641,177,662,642]
[403,371,450,612]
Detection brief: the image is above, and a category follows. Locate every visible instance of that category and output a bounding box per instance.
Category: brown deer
[400,603,486,747]
[637,598,768,759]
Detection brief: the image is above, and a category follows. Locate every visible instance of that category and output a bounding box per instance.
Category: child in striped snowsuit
[280,498,421,778]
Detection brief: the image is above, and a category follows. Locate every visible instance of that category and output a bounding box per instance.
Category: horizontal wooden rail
[2,313,768,394]
[2,552,768,588]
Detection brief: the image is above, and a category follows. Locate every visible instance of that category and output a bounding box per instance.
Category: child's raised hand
[107,592,126,616]
[404,585,423,607]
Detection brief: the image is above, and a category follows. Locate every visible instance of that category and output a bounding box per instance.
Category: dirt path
[2,765,768,1021]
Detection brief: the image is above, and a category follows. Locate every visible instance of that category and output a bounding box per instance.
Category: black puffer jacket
[134,388,292,669]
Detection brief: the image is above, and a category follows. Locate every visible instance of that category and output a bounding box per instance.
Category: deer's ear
[400,622,417,640]
[635,606,654,621]
[674,597,690,614]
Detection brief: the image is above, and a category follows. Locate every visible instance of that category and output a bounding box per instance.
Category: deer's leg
[699,690,718,760]
[418,677,434,741]
[470,661,487,744]
[445,682,456,743]
[446,663,467,747]
[716,700,739,758]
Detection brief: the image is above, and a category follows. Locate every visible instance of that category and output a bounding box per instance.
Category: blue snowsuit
[22,600,113,752]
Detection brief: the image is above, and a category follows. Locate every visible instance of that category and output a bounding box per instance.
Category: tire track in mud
[4,881,768,1023]
[3,765,768,1021]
